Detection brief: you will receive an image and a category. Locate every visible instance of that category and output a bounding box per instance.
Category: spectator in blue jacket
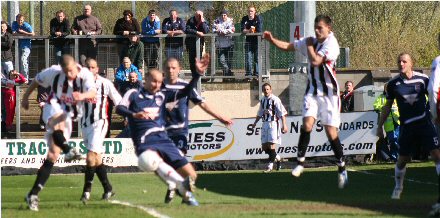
[185,10,209,77]
[162,10,186,61]
[12,14,34,82]
[115,57,142,92]
[141,10,161,69]
[241,6,263,78]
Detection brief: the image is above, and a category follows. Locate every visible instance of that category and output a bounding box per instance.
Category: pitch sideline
[109,200,171,218]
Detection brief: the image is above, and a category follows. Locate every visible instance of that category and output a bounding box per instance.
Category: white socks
[156,162,184,192]
[395,165,406,189]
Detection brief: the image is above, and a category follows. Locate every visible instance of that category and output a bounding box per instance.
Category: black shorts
[170,135,188,154]
[398,120,439,156]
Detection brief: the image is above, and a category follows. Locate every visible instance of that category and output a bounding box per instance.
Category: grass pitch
[2,162,438,218]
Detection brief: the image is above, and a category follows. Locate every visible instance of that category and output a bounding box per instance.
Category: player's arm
[263,31,294,52]
[72,88,96,101]
[115,89,148,119]
[22,79,39,110]
[251,116,261,129]
[376,100,393,139]
[107,81,123,105]
[198,102,233,126]
[278,102,288,133]
[306,37,325,66]
[174,54,209,100]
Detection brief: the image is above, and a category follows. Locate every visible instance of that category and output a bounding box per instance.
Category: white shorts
[261,121,281,144]
[302,95,341,128]
[82,119,108,154]
[44,115,72,147]
[42,100,64,125]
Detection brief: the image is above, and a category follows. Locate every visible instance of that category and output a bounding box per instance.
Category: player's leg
[292,116,315,177]
[325,125,348,189]
[81,151,96,204]
[429,148,440,216]
[392,124,412,199]
[260,123,273,172]
[262,143,275,173]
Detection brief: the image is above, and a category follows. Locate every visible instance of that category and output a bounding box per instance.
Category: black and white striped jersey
[35,64,95,120]
[294,32,340,97]
[257,94,287,122]
[81,75,122,128]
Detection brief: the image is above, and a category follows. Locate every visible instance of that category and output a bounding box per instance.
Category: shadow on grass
[197,166,437,217]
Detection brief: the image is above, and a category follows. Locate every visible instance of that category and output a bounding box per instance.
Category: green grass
[2,162,439,218]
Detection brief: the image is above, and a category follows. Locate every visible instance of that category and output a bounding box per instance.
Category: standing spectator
[113,10,140,55]
[213,10,235,77]
[37,86,51,130]
[1,21,14,75]
[141,10,161,69]
[120,34,144,72]
[114,57,142,92]
[373,83,400,162]
[50,10,71,64]
[340,81,354,112]
[241,6,262,78]
[162,10,186,61]
[2,70,26,132]
[71,4,102,66]
[12,14,34,82]
[185,10,209,77]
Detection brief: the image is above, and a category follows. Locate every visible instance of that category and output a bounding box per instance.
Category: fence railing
[10,33,271,139]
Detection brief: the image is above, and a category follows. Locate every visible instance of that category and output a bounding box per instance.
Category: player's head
[128,72,138,83]
[164,58,180,82]
[262,83,272,97]
[60,55,79,80]
[314,15,332,43]
[144,68,163,94]
[344,81,354,92]
[85,58,99,76]
[397,52,414,74]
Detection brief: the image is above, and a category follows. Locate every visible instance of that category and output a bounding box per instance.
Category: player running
[79,58,122,204]
[263,15,348,188]
[22,55,96,211]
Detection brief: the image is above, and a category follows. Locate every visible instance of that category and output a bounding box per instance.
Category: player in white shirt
[80,58,122,204]
[21,55,97,211]
[263,15,348,188]
[251,83,287,173]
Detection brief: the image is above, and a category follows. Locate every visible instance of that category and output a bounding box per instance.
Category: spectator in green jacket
[120,33,144,73]
[374,83,400,162]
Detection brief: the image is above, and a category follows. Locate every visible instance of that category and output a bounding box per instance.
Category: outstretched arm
[22,79,39,110]
[198,102,233,126]
[174,53,210,100]
[263,31,295,52]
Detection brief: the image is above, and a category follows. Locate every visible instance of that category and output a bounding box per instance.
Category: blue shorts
[137,134,188,170]
[398,120,439,156]
[169,134,188,154]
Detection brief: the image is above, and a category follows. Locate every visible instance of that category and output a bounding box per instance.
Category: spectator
[2,70,26,132]
[114,57,142,92]
[37,86,51,130]
[71,4,102,66]
[241,6,262,78]
[119,71,142,96]
[340,81,354,112]
[113,10,140,55]
[50,10,71,64]
[141,10,161,69]
[12,14,34,82]
[213,10,235,77]
[120,34,144,72]
[162,10,186,61]
[1,21,14,75]
[373,83,400,162]
[185,10,209,77]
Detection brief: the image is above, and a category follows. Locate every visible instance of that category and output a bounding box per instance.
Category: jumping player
[21,55,96,211]
[378,53,440,210]
[80,58,122,204]
[250,83,287,173]
[263,15,348,188]
[162,57,233,203]
[115,54,212,206]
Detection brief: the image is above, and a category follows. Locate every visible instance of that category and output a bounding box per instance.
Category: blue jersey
[163,79,204,137]
[386,72,430,125]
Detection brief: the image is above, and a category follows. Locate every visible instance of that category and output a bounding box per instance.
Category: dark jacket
[162,17,186,48]
[113,17,140,35]
[50,17,71,47]
[240,15,263,43]
[1,31,13,62]
[185,16,209,48]
[120,41,145,70]
[119,80,142,96]
[340,91,354,112]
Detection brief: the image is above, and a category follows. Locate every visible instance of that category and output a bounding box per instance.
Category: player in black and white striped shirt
[80,58,122,204]
[21,55,97,211]
[263,15,348,188]
[251,83,287,173]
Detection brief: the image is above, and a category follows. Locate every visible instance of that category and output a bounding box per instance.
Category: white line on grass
[349,168,438,186]
[109,200,171,218]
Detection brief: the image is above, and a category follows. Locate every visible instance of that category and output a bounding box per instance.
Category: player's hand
[133,111,148,119]
[72,91,85,101]
[281,125,288,134]
[22,98,29,110]
[263,31,273,42]
[306,37,314,46]
[220,117,233,127]
[376,126,384,139]
[250,123,256,129]
[195,53,210,75]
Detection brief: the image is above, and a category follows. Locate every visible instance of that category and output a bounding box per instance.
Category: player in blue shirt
[115,54,211,206]
[377,53,440,204]
[162,57,233,203]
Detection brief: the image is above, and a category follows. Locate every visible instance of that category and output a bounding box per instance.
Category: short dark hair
[123,10,133,17]
[16,14,24,20]
[148,10,156,15]
[262,83,272,90]
[60,55,75,68]
[345,81,353,86]
[315,15,332,27]
[398,52,415,65]
[169,9,177,15]
[165,57,181,68]
[85,58,97,68]
[56,10,65,17]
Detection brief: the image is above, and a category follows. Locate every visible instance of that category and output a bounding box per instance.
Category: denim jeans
[165,46,183,62]
[55,46,70,64]
[245,43,258,76]
[218,46,233,75]
[19,47,30,81]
